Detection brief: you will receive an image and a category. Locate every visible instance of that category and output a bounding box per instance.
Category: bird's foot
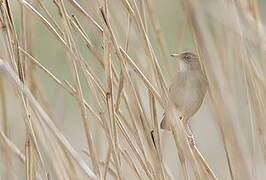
[186,133,196,146]
[184,126,196,146]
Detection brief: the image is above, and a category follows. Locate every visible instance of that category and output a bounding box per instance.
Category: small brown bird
[160,51,208,133]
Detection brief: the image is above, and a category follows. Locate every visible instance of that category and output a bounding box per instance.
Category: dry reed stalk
[0,131,44,180]
[25,136,35,180]
[182,1,248,178]
[55,0,101,177]
[99,6,158,178]
[0,58,97,179]
[145,0,170,76]
[102,2,122,179]
[1,0,265,179]
[1,2,49,179]
[180,0,266,179]
[0,74,11,179]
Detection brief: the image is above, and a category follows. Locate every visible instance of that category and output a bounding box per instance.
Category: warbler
[160,52,208,133]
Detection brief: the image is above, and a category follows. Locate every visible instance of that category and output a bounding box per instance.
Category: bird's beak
[170,53,182,58]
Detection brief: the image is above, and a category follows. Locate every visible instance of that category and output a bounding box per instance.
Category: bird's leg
[186,124,195,146]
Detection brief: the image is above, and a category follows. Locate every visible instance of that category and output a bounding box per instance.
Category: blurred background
[1,0,266,179]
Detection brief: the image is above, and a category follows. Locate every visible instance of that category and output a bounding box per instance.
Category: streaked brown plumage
[160,52,208,132]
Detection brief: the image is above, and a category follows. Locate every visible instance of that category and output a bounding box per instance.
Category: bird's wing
[169,71,186,107]
[169,71,186,94]
[161,72,186,131]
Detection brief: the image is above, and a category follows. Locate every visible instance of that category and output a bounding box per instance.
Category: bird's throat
[179,61,189,72]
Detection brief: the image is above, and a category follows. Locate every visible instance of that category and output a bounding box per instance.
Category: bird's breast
[170,70,207,117]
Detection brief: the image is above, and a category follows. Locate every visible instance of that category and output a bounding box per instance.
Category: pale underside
[161,67,208,130]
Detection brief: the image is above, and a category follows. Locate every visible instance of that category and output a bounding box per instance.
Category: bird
[160,51,208,134]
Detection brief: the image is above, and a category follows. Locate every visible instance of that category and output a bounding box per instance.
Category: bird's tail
[160,113,171,131]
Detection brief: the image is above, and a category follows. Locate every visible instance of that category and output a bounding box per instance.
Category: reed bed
[0,0,265,179]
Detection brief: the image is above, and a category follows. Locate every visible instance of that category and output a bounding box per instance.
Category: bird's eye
[184,55,191,62]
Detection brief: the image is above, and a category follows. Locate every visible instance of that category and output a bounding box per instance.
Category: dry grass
[0,0,265,179]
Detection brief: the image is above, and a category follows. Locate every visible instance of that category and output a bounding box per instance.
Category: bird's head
[170,51,200,71]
